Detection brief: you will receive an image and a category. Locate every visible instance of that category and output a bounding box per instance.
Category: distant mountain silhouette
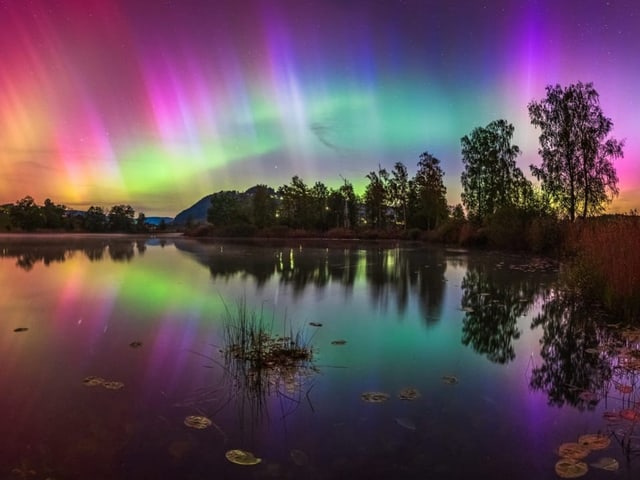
[145,216,174,226]
[172,194,213,226]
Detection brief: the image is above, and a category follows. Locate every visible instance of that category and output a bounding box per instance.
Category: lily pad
[331,339,347,345]
[103,381,124,390]
[441,375,459,385]
[82,376,105,387]
[615,383,633,394]
[225,449,262,466]
[555,458,588,478]
[13,327,29,333]
[578,433,610,450]
[620,409,640,421]
[309,322,322,327]
[398,387,421,400]
[557,443,590,460]
[361,391,390,403]
[590,457,619,471]
[184,415,212,429]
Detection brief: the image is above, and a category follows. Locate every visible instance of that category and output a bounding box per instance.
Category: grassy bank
[563,216,640,322]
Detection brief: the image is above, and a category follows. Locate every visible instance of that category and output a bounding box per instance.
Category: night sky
[1,0,638,216]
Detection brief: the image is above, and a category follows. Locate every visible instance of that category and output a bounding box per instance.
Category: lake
[1,234,638,479]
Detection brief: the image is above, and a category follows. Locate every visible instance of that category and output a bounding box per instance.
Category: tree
[250,184,276,229]
[10,196,45,231]
[363,165,389,228]
[413,152,448,229]
[207,191,247,226]
[42,198,66,229]
[460,119,526,223]
[277,176,311,228]
[327,178,358,229]
[528,82,623,220]
[388,162,411,229]
[309,181,330,230]
[136,212,148,232]
[108,204,135,232]
[84,206,107,232]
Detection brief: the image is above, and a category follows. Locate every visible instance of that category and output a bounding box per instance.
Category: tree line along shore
[1,81,638,322]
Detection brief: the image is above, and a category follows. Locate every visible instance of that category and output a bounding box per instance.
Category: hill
[172,194,213,226]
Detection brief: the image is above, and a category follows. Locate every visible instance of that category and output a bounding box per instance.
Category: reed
[566,216,640,321]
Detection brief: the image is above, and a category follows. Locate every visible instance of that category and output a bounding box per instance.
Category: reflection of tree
[107,242,135,262]
[365,247,446,320]
[176,240,447,321]
[0,238,143,270]
[460,259,542,364]
[529,290,612,409]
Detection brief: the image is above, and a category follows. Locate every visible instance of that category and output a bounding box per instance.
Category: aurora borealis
[1,0,638,216]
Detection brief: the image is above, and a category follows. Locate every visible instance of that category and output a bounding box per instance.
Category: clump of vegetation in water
[223,298,313,369]
[221,298,316,402]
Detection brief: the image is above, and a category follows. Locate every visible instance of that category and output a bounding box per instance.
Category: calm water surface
[1,235,638,479]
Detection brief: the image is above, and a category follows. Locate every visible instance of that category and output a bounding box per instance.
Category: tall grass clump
[221,297,316,410]
[566,216,640,322]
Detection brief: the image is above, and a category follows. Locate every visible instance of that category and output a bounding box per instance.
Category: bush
[526,216,563,253]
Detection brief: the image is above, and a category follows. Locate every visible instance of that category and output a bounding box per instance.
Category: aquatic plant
[220,297,317,418]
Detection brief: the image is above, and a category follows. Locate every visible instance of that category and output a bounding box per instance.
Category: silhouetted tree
[277,176,312,229]
[363,165,389,229]
[327,179,358,229]
[108,204,135,232]
[42,198,66,229]
[207,191,248,226]
[251,184,276,228]
[136,212,148,232]
[10,196,45,231]
[528,82,623,220]
[84,206,108,232]
[388,162,411,229]
[413,152,448,229]
[461,120,527,223]
[309,181,330,230]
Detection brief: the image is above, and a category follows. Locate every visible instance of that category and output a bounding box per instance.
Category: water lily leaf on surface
[82,376,105,387]
[309,322,322,327]
[398,387,421,400]
[184,415,212,429]
[557,443,590,460]
[13,327,29,332]
[331,339,347,345]
[555,458,588,478]
[361,392,390,403]
[590,457,619,471]
[103,381,124,390]
[615,383,633,394]
[225,449,262,465]
[441,375,458,385]
[620,409,640,421]
[578,433,610,450]
[290,449,308,466]
[395,417,416,430]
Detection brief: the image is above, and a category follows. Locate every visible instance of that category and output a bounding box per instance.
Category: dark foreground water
[0,235,638,479]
